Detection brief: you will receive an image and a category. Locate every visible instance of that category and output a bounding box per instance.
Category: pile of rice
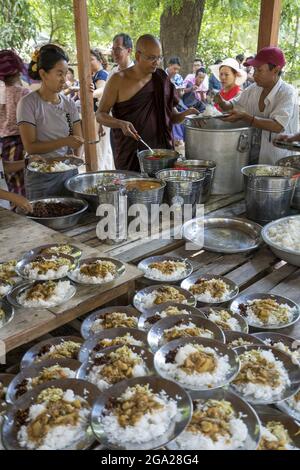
[200,105,223,118]
[267,218,300,252]
[18,280,74,308]
[144,260,188,281]
[239,298,296,327]
[263,338,300,365]
[232,349,290,402]
[159,343,232,389]
[173,398,248,450]
[0,283,11,298]
[72,260,117,284]
[189,278,233,303]
[29,161,78,173]
[100,384,178,446]
[145,305,191,328]
[23,257,72,280]
[258,421,298,450]
[17,388,91,450]
[207,309,242,331]
[227,337,254,349]
[139,287,187,310]
[161,321,214,345]
[287,390,300,413]
[15,365,76,398]
[35,340,80,362]
[90,312,138,333]
[95,333,144,349]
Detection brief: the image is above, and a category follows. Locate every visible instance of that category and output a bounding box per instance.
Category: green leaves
[0,0,37,50]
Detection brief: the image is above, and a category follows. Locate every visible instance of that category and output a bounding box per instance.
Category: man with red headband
[215,47,299,165]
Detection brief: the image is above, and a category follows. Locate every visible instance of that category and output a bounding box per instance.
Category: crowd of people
[0,31,299,210]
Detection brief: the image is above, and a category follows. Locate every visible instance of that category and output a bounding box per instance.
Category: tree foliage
[0,0,37,51]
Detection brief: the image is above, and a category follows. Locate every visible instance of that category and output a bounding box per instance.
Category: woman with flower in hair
[17,44,84,199]
[0,49,30,197]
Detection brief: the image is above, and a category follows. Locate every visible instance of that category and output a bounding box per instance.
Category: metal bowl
[167,388,261,450]
[65,171,142,211]
[231,345,300,405]
[137,149,181,177]
[181,274,239,307]
[154,337,240,391]
[20,336,83,369]
[224,331,265,349]
[16,253,78,281]
[7,279,77,309]
[67,257,126,285]
[24,244,82,260]
[77,344,155,390]
[278,156,300,210]
[0,300,14,330]
[147,314,225,352]
[229,292,300,330]
[138,302,206,330]
[133,285,196,314]
[78,328,148,362]
[137,255,193,283]
[27,156,84,174]
[90,375,192,450]
[254,405,300,449]
[252,332,300,365]
[200,306,249,333]
[81,306,140,339]
[6,358,81,404]
[16,197,88,230]
[262,215,300,267]
[1,378,99,450]
[174,159,216,203]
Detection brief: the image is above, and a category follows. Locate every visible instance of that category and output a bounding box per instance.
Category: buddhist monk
[96,34,198,171]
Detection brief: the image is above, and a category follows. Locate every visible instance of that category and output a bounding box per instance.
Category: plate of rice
[224,331,265,349]
[256,406,300,450]
[0,374,15,451]
[154,337,240,391]
[20,336,83,369]
[133,285,196,314]
[231,345,300,404]
[25,244,82,260]
[77,344,154,391]
[0,300,14,329]
[168,388,261,450]
[230,293,300,329]
[16,253,77,281]
[27,156,83,173]
[81,306,140,339]
[138,256,193,282]
[8,279,76,309]
[78,327,148,363]
[91,375,192,450]
[2,379,98,450]
[201,306,249,333]
[252,332,300,366]
[6,358,81,404]
[0,260,20,298]
[181,274,239,305]
[147,314,225,352]
[277,390,300,422]
[68,257,125,285]
[138,302,205,330]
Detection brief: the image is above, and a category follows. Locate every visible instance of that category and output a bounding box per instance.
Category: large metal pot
[277,155,300,210]
[137,149,181,177]
[241,165,298,224]
[173,159,216,203]
[184,118,253,194]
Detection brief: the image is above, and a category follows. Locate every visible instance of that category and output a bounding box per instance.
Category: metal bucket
[173,159,216,203]
[137,149,181,177]
[124,178,166,225]
[156,169,205,217]
[96,184,128,244]
[184,118,253,194]
[241,165,298,224]
[277,155,300,210]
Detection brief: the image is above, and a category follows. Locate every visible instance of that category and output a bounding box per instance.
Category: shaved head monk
[97,34,198,171]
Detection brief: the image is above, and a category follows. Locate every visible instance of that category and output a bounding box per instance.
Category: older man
[108,33,134,79]
[215,47,299,165]
[97,35,197,171]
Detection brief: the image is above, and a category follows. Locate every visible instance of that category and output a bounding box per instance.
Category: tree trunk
[160,0,206,78]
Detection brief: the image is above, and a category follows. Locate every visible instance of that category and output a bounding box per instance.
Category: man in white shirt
[108,33,135,80]
[215,47,299,165]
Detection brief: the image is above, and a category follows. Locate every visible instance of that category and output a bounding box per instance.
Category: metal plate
[0,374,15,414]
[231,345,300,405]
[229,293,300,330]
[27,156,84,173]
[24,244,82,260]
[252,332,300,365]
[90,375,192,450]
[262,215,300,267]
[138,302,206,331]
[137,256,193,283]
[254,405,300,449]
[77,344,155,389]
[181,274,239,306]
[273,140,300,152]
[6,358,81,404]
[1,378,99,450]
[277,394,300,422]
[16,253,78,281]
[20,336,83,369]
[81,306,140,340]
[224,331,265,349]
[68,257,126,285]
[0,300,14,330]
[200,306,249,333]
[7,279,77,309]
[147,314,225,353]
[167,388,261,450]
[133,285,196,314]
[154,337,240,391]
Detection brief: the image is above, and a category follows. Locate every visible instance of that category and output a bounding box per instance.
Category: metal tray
[81,306,140,339]
[16,253,78,281]
[27,155,84,174]
[252,332,300,364]
[68,257,126,285]
[262,215,300,267]
[137,255,193,283]
[181,273,239,306]
[138,302,206,330]
[133,285,196,314]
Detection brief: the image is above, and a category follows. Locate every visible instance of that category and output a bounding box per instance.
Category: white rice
[99,334,144,348]
[200,105,222,118]
[267,219,300,252]
[245,300,295,326]
[232,349,290,402]
[139,291,188,309]
[145,265,188,281]
[264,339,300,365]
[159,343,231,388]
[24,367,76,392]
[161,322,214,345]
[287,393,300,413]
[90,314,138,333]
[207,310,241,331]
[18,280,74,308]
[0,283,11,297]
[23,263,70,280]
[72,263,116,284]
[191,282,233,303]
[260,425,297,450]
[100,388,178,446]
[29,161,78,173]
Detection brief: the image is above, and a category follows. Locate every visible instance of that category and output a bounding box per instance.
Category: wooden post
[73,0,98,171]
[257,0,282,51]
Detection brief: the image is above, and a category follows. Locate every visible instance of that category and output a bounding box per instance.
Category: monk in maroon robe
[97,35,198,171]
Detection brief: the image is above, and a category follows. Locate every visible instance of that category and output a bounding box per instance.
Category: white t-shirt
[231,79,299,165]
[107,61,135,81]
